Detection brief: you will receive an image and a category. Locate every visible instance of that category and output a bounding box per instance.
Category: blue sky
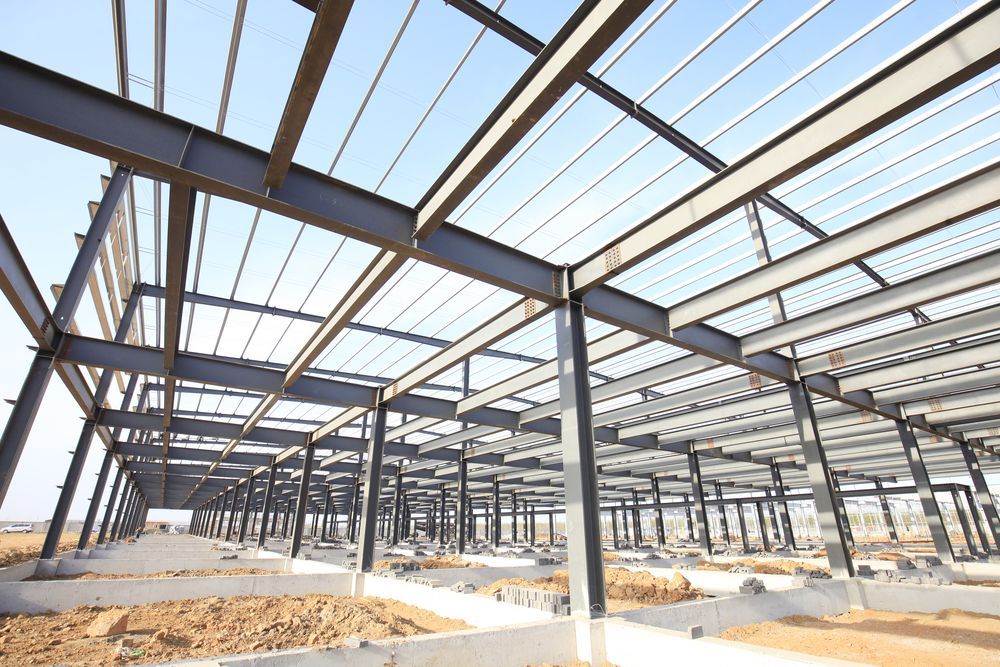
[1,0,998,523]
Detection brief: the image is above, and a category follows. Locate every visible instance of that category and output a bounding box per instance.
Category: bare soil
[26,567,282,581]
[954,579,1000,588]
[720,608,1000,667]
[418,555,485,570]
[373,556,485,571]
[693,558,830,576]
[0,594,469,665]
[0,533,84,569]
[480,568,702,613]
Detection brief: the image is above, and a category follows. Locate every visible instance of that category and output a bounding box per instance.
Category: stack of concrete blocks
[450,581,476,594]
[792,566,830,579]
[498,585,571,616]
[874,570,950,586]
[739,577,766,595]
[915,556,943,568]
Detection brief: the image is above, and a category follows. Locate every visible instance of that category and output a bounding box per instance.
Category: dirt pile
[27,567,281,581]
[720,608,1000,667]
[481,568,702,612]
[602,552,620,561]
[371,557,415,571]
[418,555,485,570]
[0,594,468,665]
[693,558,830,576]
[0,534,82,569]
[954,579,1000,587]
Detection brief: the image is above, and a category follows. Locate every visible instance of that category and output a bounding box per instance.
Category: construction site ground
[0,594,469,666]
[0,533,83,568]
[479,567,703,613]
[720,608,1000,667]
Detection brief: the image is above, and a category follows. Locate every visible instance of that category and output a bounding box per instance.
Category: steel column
[492,478,500,547]
[686,452,711,556]
[41,419,98,559]
[788,382,854,577]
[257,461,277,548]
[225,481,242,542]
[951,489,977,555]
[98,467,123,544]
[554,301,606,616]
[457,459,468,553]
[652,479,666,547]
[874,480,899,544]
[238,475,254,543]
[963,486,992,555]
[770,463,797,549]
[755,501,770,551]
[960,442,1000,552]
[897,418,954,563]
[736,501,750,552]
[355,403,388,572]
[714,481,729,546]
[289,443,315,557]
[0,355,54,507]
[79,448,114,549]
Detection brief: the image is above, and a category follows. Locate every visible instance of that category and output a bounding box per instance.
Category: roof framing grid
[0,0,998,580]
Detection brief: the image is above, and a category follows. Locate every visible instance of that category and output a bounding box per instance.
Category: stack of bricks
[497,585,571,615]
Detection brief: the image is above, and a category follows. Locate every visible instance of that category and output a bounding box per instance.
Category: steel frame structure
[1,0,1000,615]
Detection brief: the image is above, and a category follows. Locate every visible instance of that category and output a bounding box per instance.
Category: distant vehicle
[1,523,33,534]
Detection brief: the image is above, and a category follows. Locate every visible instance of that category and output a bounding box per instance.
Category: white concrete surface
[616,581,853,636]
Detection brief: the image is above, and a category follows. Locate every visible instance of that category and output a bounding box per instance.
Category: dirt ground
[480,568,702,613]
[0,533,83,568]
[418,555,485,570]
[26,567,282,581]
[692,558,830,576]
[0,594,469,665]
[720,608,1000,667]
[954,579,1000,588]
[373,556,485,571]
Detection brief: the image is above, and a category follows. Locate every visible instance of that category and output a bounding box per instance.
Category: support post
[238,475,255,543]
[963,486,991,555]
[391,471,402,545]
[457,460,468,553]
[97,466,124,545]
[897,418,954,563]
[874,480,899,544]
[770,463,797,549]
[960,442,1000,552]
[631,489,641,548]
[652,479,666,547]
[225,481,242,543]
[755,501,770,551]
[290,444,315,558]
[356,403,387,572]
[492,477,500,547]
[951,489,977,555]
[687,452,711,557]
[257,461,277,548]
[736,501,750,552]
[788,382,854,577]
[554,301,606,617]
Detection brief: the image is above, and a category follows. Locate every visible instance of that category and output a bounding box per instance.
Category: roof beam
[671,159,1000,328]
[264,0,355,188]
[414,0,653,238]
[0,52,560,303]
[570,2,1000,292]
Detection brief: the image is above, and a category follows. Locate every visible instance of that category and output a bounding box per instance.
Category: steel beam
[264,0,355,187]
[414,0,653,238]
[0,52,561,302]
[571,3,1000,292]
